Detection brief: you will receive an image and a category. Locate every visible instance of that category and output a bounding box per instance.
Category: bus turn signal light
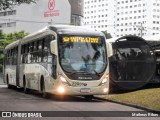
[100,74,109,86]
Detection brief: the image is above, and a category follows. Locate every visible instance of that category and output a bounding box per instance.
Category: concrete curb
[94,96,160,114]
[0,84,7,87]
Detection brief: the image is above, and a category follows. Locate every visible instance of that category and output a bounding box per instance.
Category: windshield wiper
[70,70,100,77]
[93,70,100,77]
[70,70,90,75]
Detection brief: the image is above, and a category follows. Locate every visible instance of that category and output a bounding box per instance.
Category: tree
[4,30,29,40]
[101,31,112,39]
[0,30,29,72]
[0,0,36,10]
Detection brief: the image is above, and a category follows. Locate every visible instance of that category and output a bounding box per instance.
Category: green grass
[105,88,160,111]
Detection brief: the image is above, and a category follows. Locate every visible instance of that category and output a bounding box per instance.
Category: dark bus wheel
[6,76,12,89]
[42,83,49,98]
[23,80,29,94]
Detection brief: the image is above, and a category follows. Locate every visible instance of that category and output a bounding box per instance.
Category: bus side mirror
[50,40,57,55]
[106,42,113,57]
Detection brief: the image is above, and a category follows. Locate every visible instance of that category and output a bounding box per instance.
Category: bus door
[110,35,156,90]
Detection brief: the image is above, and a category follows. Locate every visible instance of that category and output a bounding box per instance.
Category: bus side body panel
[19,62,55,92]
[5,65,17,86]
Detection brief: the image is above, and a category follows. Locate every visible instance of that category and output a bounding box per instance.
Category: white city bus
[4,25,112,99]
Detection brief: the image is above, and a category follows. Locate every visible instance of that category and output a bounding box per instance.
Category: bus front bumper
[53,85,109,95]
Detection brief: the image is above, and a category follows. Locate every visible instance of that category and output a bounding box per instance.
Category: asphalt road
[0,85,159,120]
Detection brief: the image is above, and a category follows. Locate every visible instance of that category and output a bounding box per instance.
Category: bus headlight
[103,88,108,93]
[60,76,70,86]
[99,74,109,86]
[57,86,65,93]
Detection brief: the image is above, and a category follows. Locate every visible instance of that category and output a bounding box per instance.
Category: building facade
[84,0,160,37]
[68,0,84,26]
[84,0,116,37]
[0,0,84,34]
[115,0,160,37]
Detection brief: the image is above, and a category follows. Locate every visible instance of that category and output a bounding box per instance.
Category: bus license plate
[80,88,91,93]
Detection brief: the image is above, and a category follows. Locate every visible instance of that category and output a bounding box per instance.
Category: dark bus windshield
[58,36,107,75]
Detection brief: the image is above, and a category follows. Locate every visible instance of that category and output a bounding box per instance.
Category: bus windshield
[59,36,107,75]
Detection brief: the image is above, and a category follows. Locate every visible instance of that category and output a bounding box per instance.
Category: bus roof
[48,25,104,36]
[5,40,20,51]
[5,25,104,51]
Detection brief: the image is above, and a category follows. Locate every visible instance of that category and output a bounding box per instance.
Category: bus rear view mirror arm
[50,40,57,55]
[106,42,113,57]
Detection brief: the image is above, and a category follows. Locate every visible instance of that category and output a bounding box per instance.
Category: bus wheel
[23,77,29,94]
[84,95,94,100]
[41,78,49,98]
[6,75,12,89]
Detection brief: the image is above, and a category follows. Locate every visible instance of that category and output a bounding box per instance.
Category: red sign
[44,11,60,17]
[44,0,60,18]
[48,0,55,11]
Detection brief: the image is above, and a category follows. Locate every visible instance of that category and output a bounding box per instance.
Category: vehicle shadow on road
[7,87,106,102]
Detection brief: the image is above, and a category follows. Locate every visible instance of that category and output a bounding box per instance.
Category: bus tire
[23,76,29,94]
[41,77,49,98]
[6,75,12,89]
[84,95,94,100]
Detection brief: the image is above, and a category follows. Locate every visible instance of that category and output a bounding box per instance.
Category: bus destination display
[63,37,99,43]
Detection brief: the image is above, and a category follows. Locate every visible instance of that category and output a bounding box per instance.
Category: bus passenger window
[21,54,25,63]
[13,47,18,65]
[42,39,45,50]
[25,54,28,63]
[11,49,14,65]
[21,45,25,64]
[28,43,32,52]
[38,40,42,50]
[28,53,31,63]
[42,36,51,50]
[33,42,37,51]
[4,54,7,65]
[42,51,48,62]
[48,55,52,63]
[6,52,8,65]
[25,44,29,53]
[10,50,12,65]
[7,52,9,65]
[32,52,37,63]
[37,52,42,62]
[30,42,34,52]
[21,45,25,54]
[36,41,39,51]
[5,52,7,65]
